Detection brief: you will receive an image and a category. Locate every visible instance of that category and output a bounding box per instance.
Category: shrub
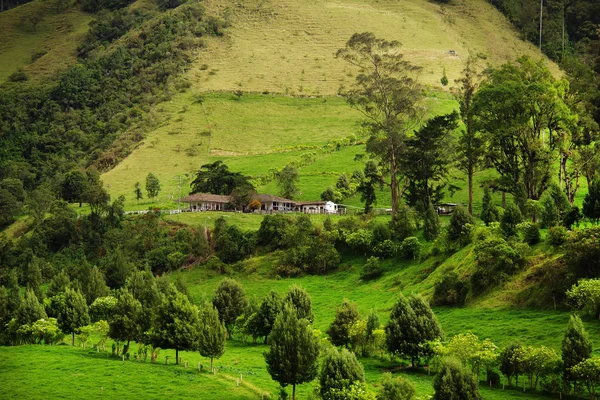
[520,222,541,245]
[447,205,475,247]
[360,257,383,281]
[564,226,600,278]
[471,237,525,293]
[390,206,416,242]
[401,237,420,260]
[373,239,398,259]
[548,226,568,247]
[433,272,469,306]
[501,203,523,238]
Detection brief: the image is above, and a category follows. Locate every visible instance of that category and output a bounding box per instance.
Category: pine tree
[327,299,360,348]
[198,304,227,370]
[386,293,420,366]
[501,203,523,238]
[109,289,142,351]
[433,358,482,400]
[447,205,475,245]
[562,314,592,383]
[264,305,320,400]
[423,201,441,241]
[284,285,314,323]
[256,291,283,342]
[212,278,248,335]
[480,187,499,226]
[56,288,90,346]
[16,288,47,327]
[408,295,444,363]
[318,347,365,400]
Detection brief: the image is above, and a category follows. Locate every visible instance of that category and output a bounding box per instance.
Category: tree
[276,164,300,200]
[473,56,570,201]
[357,161,381,213]
[16,289,47,327]
[61,170,88,207]
[212,278,248,334]
[562,314,592,383]
[386,294,420,366]
[402,112,459,207]
[109,289,142,351]
[56,288,90,346]
[501,203,523,238]
[197,304,227,370]
[46,270,70,298]
[432,358,482,400]
[319,347,365,400]
[336,32,423,219]
[377,372,415,400]
[480,186,499,226]
[190,161,253,195]
[134,182,143,204]
[423,201,441,241]
[151,290,199,365]
[408,295,444,363]
[0,189,20,228]
[85,266,109,305]
[145,173,160,200]
[264,305,320,400]
[499,342,524,387]
[327,299,361,348]
[566,279,600,318]
[25,259,43,302]
[447,205,475,246]
[583,179,600,221]
[571,358,600,399]
[284,285,314,323]
[539,183,570,227]
[256,291,283,342]
[456,58,485,215]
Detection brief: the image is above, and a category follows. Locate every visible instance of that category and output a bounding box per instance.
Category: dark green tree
[447,205,475,246]
[25,259,43,302]
[432,358,482,400]
[423,201,441,241]
[0,189,20,228]
[336,32,423,219]
[284,285,314,323]
[408,295,444,363]
[562,314,592,383]
[256,291,283,342]
[318,347,365,400]
[46,269,70,298]
[85,266,109,305]
[197,304,227,370]
[276,164,300,200]
[499,342,523,387]
[145,173,161,200]
[61,170,88,207]
[386,293,420,366]
[16,289,47,327]
[101,248,132,289]
[5,269,21,316]
[327,299,361,348]
[501,203,523,238]
[134,182,143,204]
[480,187,499,226]
[402,112,459,207]
[56,288,90,346]
[190,161,253,195]
[377,372,416,400]
[583,179,600,221]
[264,305,320,400]
[212,278,248,334]
[357,161,380,214]
[109,289,142,351]
[151,290,199,365]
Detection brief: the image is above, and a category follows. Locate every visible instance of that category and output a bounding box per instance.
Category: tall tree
[336,32,423,219]
[284,285,314,323]
[423,200,441,241]
[456,59,485,215]
[197,304,227,370]
[264,305,320,400]
[357,160,381,213]
[432,358,482,400]
[562,314,592,383]
[386,293,420,366]
[134,182,143,204]
[190,161,253,195]
[256,291,283,342]
[327,299,361,348]
[403,112,459,207]
[212,278,248,335]
[318,347,366,400]
[109,289,142,351]
[16,288,47,327]
[145,173,160,200]
[276,164,300,200]
[56,288,90,346]
[408,295,444,363]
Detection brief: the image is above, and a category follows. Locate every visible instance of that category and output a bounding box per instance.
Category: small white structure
[295,201,339,214]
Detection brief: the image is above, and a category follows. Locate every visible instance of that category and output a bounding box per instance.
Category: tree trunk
[176,348,179,365]
[292,384,296,400]
[72,332,75,346]
[210,357,213,371]
[468,167,473,215]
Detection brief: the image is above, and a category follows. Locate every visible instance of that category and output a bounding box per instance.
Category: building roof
[181,193,231,203]
[253,194,295,204]
[296,201,328,206]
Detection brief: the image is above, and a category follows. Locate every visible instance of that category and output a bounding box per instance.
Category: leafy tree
[499,342,524,387]
[85,266,109,305]
[562,314,592,383]
[500,203,523,238]
[583,179,600,221]
[432,358,482,400]
[151,290,199,365]
[319,347,365,400]
[433,272,469,306]
[327,299,361,348]
[408,295,444,362]
[357,161,381,214]
[56,288,90,346]
[360,256,383,281]
[276,164,300,200]
[212,278,248,334]
[16,289,47,327]
[564,226,600,278]
[134,182,143,204]
[471,237,525,293]
[25,259,43,302]
[264,305,320,400]
[89,296,117,323]
[456,59,485,215]
[566,279,600,318]
[401,237,420,260]
[284,285,314,323]
[423,201,441,241]
[377,372,415,400]
[0,189,20,227]
[258,214,293,249]
[540,183,570,227]
[190,161,253,195]
[145,173,161,200]
[109,289,142,351]
[101,248,132,289]
[197,304,227,370]
[403,112,459,206]
[336,32,423,219]
[571,358,600,399]
[255,291,283,342]
[61,170,88,207]
[447,205,475,246]
[386,293,420,366]
[480,187,499,226]
[390,205,416,242]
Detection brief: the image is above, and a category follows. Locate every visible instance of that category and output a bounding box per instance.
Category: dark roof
[181,193,231,203]
[296,201,327,206]
[253,194,295,204]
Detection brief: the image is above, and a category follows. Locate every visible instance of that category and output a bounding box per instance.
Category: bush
[471,237,525,293]
[390,206,416,242]
[401,237,420,260]
[373,239,398,259]
[564,226,600,278]
[377,372,415,400]
[360,257,383,281]
[520,222,541,245]
[501,203,523,238]
[447,205,475,247]
[548,226,568,247]
[433,272,469,306]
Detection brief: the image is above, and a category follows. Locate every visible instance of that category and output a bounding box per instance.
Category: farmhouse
[295,201,340,214]
[253,194,296,212]
[180,193,230,211]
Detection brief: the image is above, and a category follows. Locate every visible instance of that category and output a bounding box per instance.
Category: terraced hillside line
[195,0,558,95]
